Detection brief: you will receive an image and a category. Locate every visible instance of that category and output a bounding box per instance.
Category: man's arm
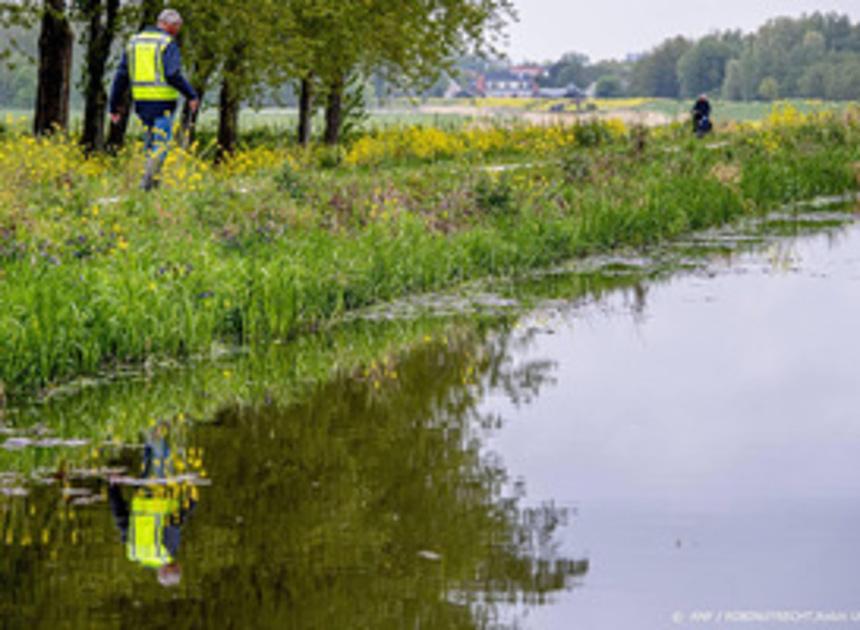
[162,42,198,105]
[109,51,130,120]
[108,483,130,543]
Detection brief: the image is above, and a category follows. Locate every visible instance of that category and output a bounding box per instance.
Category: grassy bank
[0,256,661,480]
[1,106,859,395]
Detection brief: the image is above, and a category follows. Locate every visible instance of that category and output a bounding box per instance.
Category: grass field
[4,98,856,138]
[1,107,474,137]
[636,98,851,121]
[1,105,859,398]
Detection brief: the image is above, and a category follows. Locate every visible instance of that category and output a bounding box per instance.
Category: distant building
[509,65,546,80]
[481,70,537,97]
[454,64,587,100]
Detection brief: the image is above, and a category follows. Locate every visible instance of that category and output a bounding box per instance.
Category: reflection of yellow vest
[127,496,179,568]
[127,31,180,102]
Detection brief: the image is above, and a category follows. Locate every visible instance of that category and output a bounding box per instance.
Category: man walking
[109,9,199,191]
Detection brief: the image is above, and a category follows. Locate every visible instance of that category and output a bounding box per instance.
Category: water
[485,215,860,628]
[2,209,860,629]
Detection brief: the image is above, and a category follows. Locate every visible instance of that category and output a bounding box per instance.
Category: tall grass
[1,111,858,395]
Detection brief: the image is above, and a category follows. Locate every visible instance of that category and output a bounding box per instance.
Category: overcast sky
[506,0,860,62]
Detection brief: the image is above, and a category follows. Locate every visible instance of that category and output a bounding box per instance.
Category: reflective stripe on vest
[128,31,180,102]
[127,495,179,568]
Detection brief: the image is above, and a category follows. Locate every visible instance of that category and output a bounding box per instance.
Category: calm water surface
[485,216,860,628]
[2,211,859,629]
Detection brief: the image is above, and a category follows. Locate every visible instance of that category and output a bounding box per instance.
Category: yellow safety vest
[127,31,180,102]
[127,495,180,568]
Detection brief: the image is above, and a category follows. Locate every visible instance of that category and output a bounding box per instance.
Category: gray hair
[157,9,183,26]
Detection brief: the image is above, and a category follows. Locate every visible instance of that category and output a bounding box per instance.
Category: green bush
[274,161,306,200]
[473,172,515,216]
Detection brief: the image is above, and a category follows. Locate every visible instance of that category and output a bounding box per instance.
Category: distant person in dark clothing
[108,9,199,190]
[691,94,713,137]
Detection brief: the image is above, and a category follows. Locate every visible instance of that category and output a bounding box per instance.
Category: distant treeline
[538,12,860,100]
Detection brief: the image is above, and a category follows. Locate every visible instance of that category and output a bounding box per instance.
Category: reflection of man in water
[108,422,198,587]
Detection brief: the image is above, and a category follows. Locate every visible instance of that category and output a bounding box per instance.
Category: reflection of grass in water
[755,218,849,236]
[1,316,481,474]
[1,256,661,476]
[1,249,674,477]
[1,308,587,628]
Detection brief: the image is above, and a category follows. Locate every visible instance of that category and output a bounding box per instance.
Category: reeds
[1,111,858,394]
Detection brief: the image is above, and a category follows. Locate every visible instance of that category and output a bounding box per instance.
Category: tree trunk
[297,75,313,146]
[217,76,239,161]
[106,0,161,150]
[34,0,73,136]
[323,75,344,146]
[81,0,120,153]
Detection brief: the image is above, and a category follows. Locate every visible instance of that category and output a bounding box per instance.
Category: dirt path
[417,104,681,127]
